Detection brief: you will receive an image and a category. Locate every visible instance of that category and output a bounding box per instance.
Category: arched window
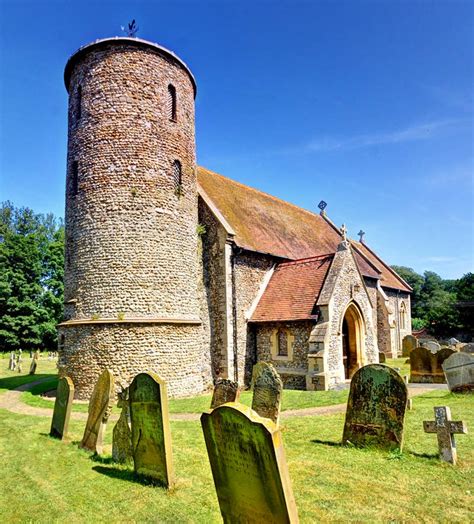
[277,329,288,356]
[173,160,182,193]
[400,302,407,330]
[168,84,177,121]
[71,161,79,196]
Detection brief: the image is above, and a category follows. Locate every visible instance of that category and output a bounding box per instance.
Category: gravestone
[342,364,408,450]
[210,378,240,409]
[9,352,15,371]
[461,343,474,354]
[423,406,468,464]
[29,358,37,375]
[50,376,74,440]
[419,339,441,354]
[80,369,115,454]
[129,372,173,487]
[409,346,455,383]
[251,362,283,425]
[442,352,474,392]
[17,356,22,373]
[448,337,460,346]
[378,352,386,363]
[402,335,418,357]
[201,403,299,524]
[112,388,133,463]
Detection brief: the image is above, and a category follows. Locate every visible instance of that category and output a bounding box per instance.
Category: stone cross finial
[358,230,365,243]
[423,406,468,464]
[340,224,347,242]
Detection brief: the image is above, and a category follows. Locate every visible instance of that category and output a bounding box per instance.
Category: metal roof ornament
[318,200,327,213]
[358,230,365,243]
[121,19,139,38]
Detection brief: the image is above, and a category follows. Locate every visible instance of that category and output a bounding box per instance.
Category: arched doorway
[342,303,365,379]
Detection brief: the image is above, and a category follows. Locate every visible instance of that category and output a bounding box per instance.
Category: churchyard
[0,354,472,522]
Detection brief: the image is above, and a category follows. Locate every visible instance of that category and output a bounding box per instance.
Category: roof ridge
[198,166,324,221]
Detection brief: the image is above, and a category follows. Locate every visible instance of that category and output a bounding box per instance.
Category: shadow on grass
[0,373,56,392]
[408,451,439,460]
[90,454,115,464]
[311,438,343,447]
[93,465,168,488]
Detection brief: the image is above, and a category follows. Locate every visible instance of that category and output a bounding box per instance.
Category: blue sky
[0,0,472,279]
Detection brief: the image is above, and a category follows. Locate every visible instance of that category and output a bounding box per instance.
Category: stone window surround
[270,327,295,361]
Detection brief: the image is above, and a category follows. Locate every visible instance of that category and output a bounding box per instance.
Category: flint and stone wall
[60,39,208,399]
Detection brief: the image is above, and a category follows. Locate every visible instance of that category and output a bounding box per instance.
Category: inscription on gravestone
[210,378,240,409]
[50,376,74,440]
[251,362,283,425]
[201,403,299,524]
[129,372,174,488]
[343,364,408,450]
[80,369,115,454]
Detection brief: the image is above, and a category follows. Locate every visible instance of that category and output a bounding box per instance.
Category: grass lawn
[0,353,473,522]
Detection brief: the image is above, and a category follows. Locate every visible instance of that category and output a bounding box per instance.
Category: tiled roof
[197,167,410,292]
[251,255,333,322]
[351,241,412,292]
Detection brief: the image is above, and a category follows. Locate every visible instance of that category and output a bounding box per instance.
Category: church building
[58,35,412,399]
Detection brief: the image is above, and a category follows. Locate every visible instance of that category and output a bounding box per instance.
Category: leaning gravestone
[402,335,418,357]
[50,376,74,440]
[251,362,283,425]
[210,378,240,409]
[129,372,173,488]
[80,369,115,454]
[419,339,441,354]
[442,352,474,393]
[201,403,299,523]
[112,388,133,464]
[342,364,408,450]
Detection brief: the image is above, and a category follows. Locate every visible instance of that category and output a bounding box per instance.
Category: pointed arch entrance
[342,303,365,379]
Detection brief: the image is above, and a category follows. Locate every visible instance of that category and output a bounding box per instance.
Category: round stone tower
[58,37,207,399]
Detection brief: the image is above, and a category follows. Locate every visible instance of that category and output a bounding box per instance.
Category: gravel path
[0,378,447,422]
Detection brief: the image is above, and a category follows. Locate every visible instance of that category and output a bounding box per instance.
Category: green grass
[0,389,472,522]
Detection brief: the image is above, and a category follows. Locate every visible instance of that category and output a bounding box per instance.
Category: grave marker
[251,362,283,424]
[112,388,133,463]
[442,352,474,392]
[201,403,299,523]
[423,406,468,464]
[210,378,240,409]
[129,372,173,488]
[50,376,74,440]
[419,339,441,354]
[378,352,386,363]
[343,364,408,450]
[409,346,455,383]
[461,343,474,354]
[80,369,115,454]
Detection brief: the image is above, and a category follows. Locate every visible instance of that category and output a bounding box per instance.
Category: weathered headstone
[423,406,468,464]
[112,388,133,464]
[80,369,115,454]
[9,352,16,371]
[419,339,441,354]
[129,372,173,487]
[461,342,474,354]
[50,376,75,440]
[210,378,240,409]
[342,364,408,450]
[378,352,386,363]
[409,346,455,383]
[402,335,418,357]
[251,362,283,425]
[448,337,460,346]
[201,403,299,523]
[29,359,37,375]
[442,352,474,392]
[16,356,22,373]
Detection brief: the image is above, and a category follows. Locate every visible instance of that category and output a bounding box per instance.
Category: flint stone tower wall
[58,38,208,399]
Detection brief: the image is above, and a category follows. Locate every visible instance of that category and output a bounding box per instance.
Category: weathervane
[318,200,327,213]
[340,224,347,242]
[122,19,139,38]
[358,230,365,243]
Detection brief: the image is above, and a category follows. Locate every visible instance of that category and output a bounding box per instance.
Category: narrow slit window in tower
[71,161,79,196]
[173,160,182,193]
[168,84,177,121]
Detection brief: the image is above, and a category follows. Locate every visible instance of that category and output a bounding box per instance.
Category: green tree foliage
[392,265,473,337]
[0,202,64,352]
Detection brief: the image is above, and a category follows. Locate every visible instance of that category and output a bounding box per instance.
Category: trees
[0,202,64,352]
